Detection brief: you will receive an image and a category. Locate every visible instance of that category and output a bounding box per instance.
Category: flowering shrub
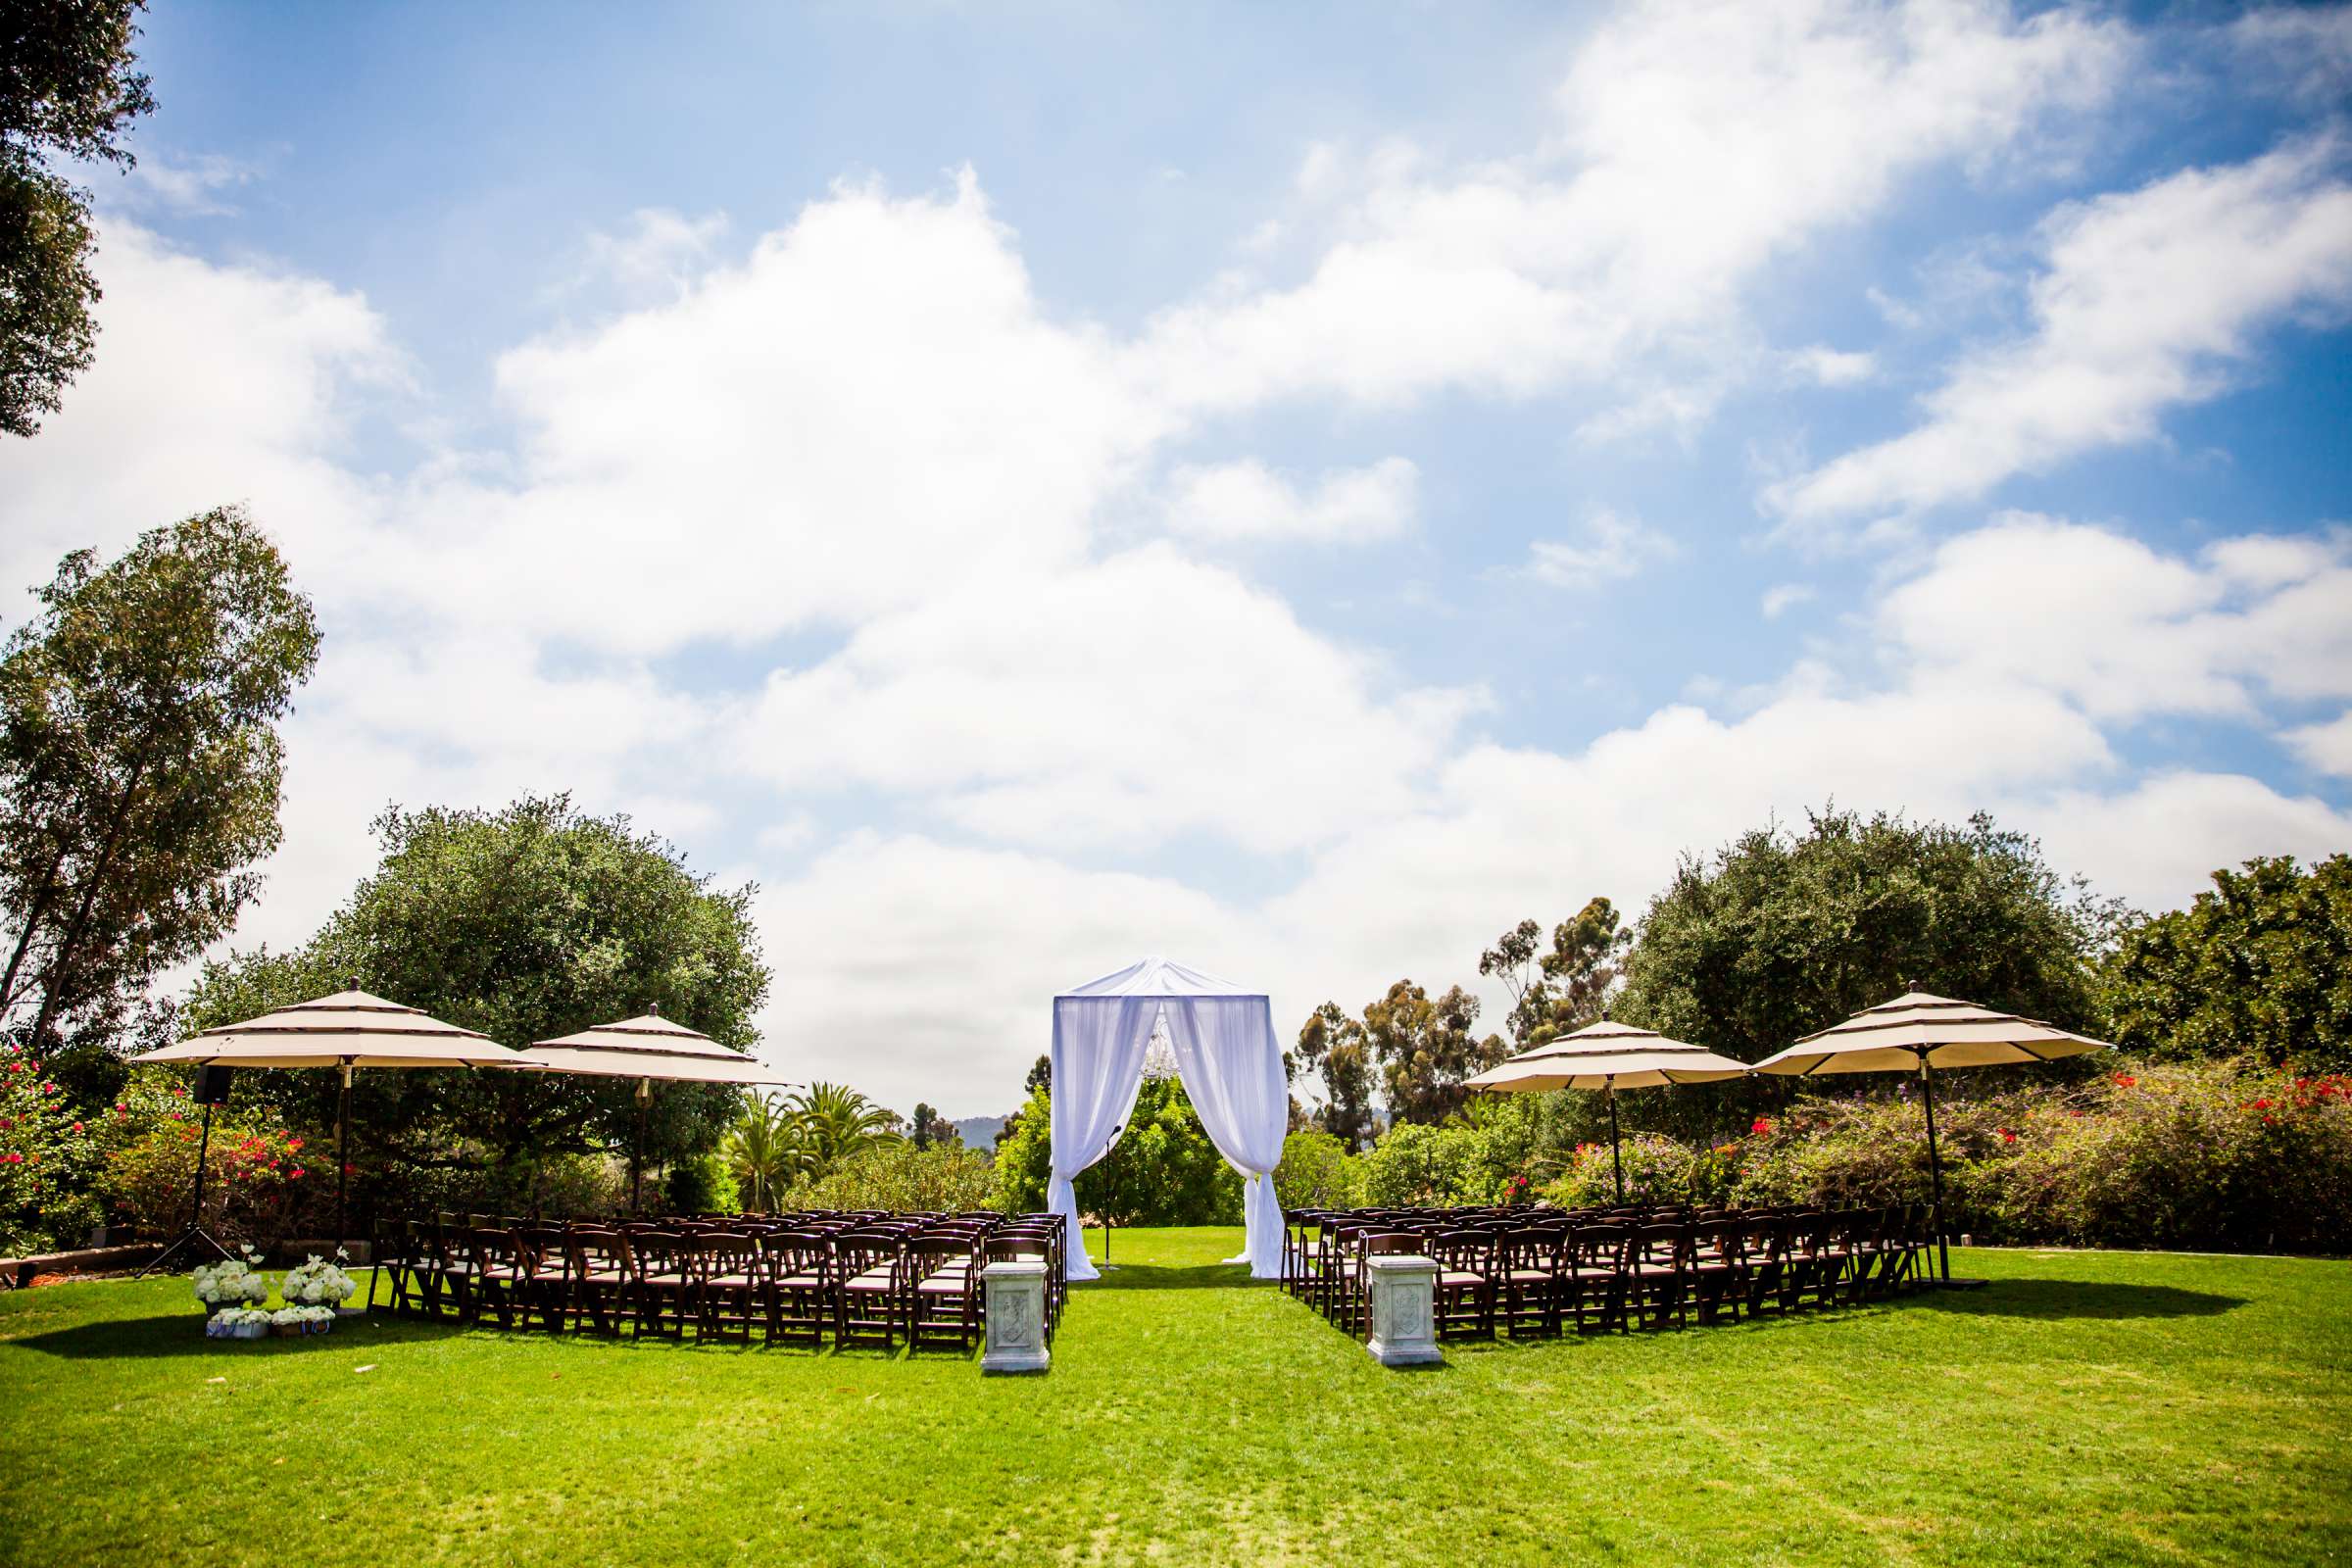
[1544,1057,2352,1253]
[97,1077,318,1246]
[279,1250,359,1307]
[1542,1133,1741,1209]
[1273,1130,1361,1209]
[0,1042,102,1252]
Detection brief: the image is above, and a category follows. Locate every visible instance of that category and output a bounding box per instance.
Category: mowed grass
[2,1230,2347,1567]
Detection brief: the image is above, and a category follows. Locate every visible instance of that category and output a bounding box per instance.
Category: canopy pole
[1919,1054,1950,1283]
[1606,1082,1624,1204]
[336,1059,353,1250]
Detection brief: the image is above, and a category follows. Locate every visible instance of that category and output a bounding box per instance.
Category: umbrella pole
[630,1078,650,1216]
[1607,1083,1624,1204]
[336,1061,352,1250]
[1919,1055,1949,1283]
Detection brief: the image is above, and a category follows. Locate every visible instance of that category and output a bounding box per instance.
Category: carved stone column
[980,1258,1051,1374]
[1364,1252,1443,1367]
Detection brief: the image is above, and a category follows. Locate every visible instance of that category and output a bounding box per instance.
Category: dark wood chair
[832,1231,904,1350]
[905,1235,980,1353]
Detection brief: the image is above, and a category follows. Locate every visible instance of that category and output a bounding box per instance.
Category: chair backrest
[1566,1224,1627,1269]
[1428,1229,1492,1272]
[983,1235,1049,1266]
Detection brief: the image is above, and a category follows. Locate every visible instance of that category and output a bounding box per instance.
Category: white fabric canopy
[1048,957,1288,1282]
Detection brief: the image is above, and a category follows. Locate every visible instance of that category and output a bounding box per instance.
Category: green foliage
[988,1079,1240,1225]
[1616,807,2118,1067]
[908,1102,956,1150]
[2095,855,2352,1071]
[1350,1103,1539,1208]
[1479,898,1631,1047]
[178,794,770,1214]
[1085,1077,1240,1227]
[1544,1132,1743,1209]
[1,507,320,1056]
[662,1152,736,1215]
[1272,1129,1358,1209]
[0,0,155,435]
[781,1143,997,1214]
[991,1084,1052,1214]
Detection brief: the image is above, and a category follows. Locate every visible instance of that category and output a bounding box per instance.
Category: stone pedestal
[1364,1252,1442,1368]
[980,1259,1051,1375]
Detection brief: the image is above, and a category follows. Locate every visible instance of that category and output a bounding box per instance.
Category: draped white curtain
[1047,995,1154,1282]
[1161,996,1288,1278]
[1047,983,1289,1283]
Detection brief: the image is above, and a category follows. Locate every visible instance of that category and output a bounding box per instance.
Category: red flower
[2250,1099,2273,1110]
[1751,1117,1774,1136]
[288,1167,305,1179]
[2112,1073,2137,1089]
[70,1122,81,1134]
[1998,1128,2018,1144]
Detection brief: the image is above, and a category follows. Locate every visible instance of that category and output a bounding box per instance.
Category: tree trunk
[0,835,71,1018]
[26,758,149,1052]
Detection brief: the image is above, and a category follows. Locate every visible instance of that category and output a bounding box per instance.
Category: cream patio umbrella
[131,984,523,1248]
[511,1005,792,1212]
[1465,1017,1751,1203]
[1751,989,2114,1285]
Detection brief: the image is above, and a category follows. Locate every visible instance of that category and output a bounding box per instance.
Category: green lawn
[3,1229,2346,1566]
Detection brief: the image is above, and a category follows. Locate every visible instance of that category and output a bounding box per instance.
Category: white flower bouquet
[279,1251,359,1310]
[192,1247,271,1313]
[269,1304,336,1336]
[205,1307,273,1341]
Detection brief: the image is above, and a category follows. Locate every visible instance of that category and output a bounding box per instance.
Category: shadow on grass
[1929,1280,2245,1320]
[1081,1263,1259,1292]
[10,1312,467,1359]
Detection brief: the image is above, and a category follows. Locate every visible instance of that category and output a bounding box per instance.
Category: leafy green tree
[1,508,319,1059]
[908,1102,958,1151]
[179,794,769,1200]
[991,1082,1052,1211]
[1084,1077,1241,1227]
[1024,1054,1051,1095]
[1616,807,2117,1062]
[1294,1000,1378,1150]
[2095,855,2352,1071]
[986,1077,1239,1225]
[2,0,156,436]
[1479,898,1631,1047]
[1362,979,1505,1126]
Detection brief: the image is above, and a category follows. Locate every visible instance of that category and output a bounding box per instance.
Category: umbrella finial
[348,974,363,995]
[648,1001,661,1017]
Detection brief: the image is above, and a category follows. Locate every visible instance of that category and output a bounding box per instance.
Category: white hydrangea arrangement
[279,1250,359,1308]
[205,1307,273,1339]
[192,1246,271,1312]
[270,1304,336,1331]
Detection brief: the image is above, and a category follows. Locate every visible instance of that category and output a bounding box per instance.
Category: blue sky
[3,1,2348,1115]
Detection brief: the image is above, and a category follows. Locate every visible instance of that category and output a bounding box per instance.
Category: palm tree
[785,1081,903,1177]
[722,1092,806,1211]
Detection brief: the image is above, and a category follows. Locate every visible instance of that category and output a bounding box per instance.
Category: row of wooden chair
[371,1211,1066,1351]
[1286,1204,1934,1340]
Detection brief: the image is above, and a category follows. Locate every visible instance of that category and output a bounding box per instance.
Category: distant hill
[953,1114,1007,1152]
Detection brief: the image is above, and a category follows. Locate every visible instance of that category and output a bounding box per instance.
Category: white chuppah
[1049,956,1289,1282]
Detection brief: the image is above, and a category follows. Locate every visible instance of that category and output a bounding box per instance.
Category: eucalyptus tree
[0,507,318,1057]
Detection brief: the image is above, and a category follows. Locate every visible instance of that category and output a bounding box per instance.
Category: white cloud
[1134,0,2126,416]
[1876,514,2352,722]
[1524,510,1678,588]
[112,151,262,218]
[1761,583,1816,618]
[1162,456,1417,544]
[736,543,1483,855]
[2284,712,2352,778]
[1785,345,1878,386]
[1772,140,2352,528]
[571,207,732,302]
[2228,5,2352,108]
